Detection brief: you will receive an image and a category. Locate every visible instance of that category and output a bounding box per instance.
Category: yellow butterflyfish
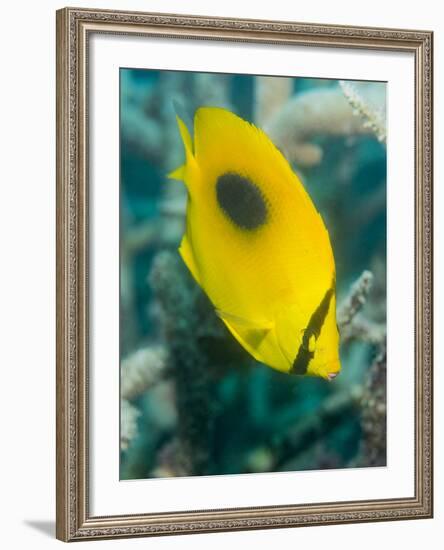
[168,106,341,380]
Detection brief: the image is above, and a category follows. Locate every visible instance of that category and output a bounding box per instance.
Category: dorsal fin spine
[167,115,198,186]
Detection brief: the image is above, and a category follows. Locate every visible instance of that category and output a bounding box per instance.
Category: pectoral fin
[216,309,272,352]
[168,164,186,180]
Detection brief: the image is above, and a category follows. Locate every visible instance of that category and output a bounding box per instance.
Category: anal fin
[178,236,201,285]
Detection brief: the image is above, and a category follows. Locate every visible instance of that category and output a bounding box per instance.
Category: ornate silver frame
[56,7,433,542]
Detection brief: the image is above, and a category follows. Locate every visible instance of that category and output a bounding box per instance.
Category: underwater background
[120,69,387,479]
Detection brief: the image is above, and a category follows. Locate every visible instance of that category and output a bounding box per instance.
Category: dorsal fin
[172,100,193,136]
[193,107,290,172]
[167,110,197,183]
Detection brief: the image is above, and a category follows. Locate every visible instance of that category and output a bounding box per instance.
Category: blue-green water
[120,68,387,480]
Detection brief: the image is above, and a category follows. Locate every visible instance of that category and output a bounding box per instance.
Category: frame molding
[56,7,433,542]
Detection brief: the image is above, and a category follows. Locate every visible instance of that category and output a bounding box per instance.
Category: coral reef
[261,84,385,166]
[120,399,141,451]
[119,69,388,479]
[338,270,374,326]
[120,265,387,474]
[121,345,168,401]
[120,70,235,354]
[358,347,387,466]
[339,80,386,144]
[338,270,385,346]
[268,385,364,472]
[254,76,293,127]
[149,251,226,476]
[242,270,386,474]
[119,346,168,450]
[338,270,387,468]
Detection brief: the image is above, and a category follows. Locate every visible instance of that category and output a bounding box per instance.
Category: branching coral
[192,73,232,111]
[149,251,221,476]
[120,71,388,476]
[254,76,293,128]
[119,346,168,450]
[338,270,374,327]
[120,399,141,451]
[121,345,168,401]
[120,207,164,354]
[242,269,386,473]
[338,270,386,346]
[340,316,386,347]
[121,266,387,466]
[338,270,387,466]
[357,347,387,466]
[262,88,380,166]
[119,71,236,461]
[339,81,386,144]
[120,71,163,162]
[254,79,386,167]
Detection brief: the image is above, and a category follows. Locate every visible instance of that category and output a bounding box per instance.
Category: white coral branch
[254,76,293,128]
[121,345,168,400]
[264,88,378,166]
[121,399,141,451]
[340,315,386,346]
[338,270,374,328]
[337,270,386,347]
[339,81,386,143]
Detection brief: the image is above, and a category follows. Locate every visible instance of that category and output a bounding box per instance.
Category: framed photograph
[56,7,433,542]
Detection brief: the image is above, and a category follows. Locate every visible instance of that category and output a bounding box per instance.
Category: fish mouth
[326,372,339,382]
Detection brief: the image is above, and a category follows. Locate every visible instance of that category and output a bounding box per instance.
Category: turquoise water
[119,68,387,479]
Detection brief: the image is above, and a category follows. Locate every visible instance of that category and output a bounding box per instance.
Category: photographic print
[57,8,432,540]
[119,69,387,480]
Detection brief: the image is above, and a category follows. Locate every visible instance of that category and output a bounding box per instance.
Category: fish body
[169,107,340,380]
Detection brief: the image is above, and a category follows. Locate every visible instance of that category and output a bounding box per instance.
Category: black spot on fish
[291,286,334,375]
[216,172,267,230]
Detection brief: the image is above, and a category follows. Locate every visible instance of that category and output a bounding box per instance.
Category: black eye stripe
[291,287,334,375]
[216,172,267,230]
[291,346,314,376]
